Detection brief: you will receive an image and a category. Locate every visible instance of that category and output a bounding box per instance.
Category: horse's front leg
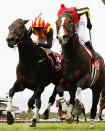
[43,86,58,119]
[28,93,36,110]
[29,96,41,127]
[30,87,44,127]
[90,87,101,128]
[7,81,25,125]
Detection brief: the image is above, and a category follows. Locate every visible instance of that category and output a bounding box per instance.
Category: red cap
[57,4,70,16]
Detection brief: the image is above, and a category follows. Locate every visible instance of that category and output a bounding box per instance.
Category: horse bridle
[57,12,78,62]
[8,21,25,46]
[57,12,78,42]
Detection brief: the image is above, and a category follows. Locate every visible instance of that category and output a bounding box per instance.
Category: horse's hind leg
[76,115,79,124]
[43,86,57,119]
[6,82,25,125]
[99,98,103,121]
[82,108,87,121]
[90,87,101,128]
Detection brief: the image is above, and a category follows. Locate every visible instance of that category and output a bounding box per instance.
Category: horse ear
[23,20,29,24]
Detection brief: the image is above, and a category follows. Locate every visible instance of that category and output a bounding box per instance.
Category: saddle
[41,48,61,72]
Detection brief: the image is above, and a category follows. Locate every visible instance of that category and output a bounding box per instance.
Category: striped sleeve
[76,7,90,19]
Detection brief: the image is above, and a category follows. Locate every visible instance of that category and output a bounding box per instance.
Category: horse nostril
[6,37,14,42]
[63,35,67,39]
[6,38,9,42]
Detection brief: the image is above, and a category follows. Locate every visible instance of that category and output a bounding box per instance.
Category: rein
[57,12,78,61]
[9,27,25,45]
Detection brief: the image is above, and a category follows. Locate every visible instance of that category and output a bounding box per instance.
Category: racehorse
[72,99,86,123]
[6,19,63,126]
[56,98,86,123]
[56,11,105,128]
[99,86,105,121]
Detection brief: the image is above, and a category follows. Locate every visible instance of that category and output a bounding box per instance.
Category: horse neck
[62,34,81,60]
[18,33,35,63]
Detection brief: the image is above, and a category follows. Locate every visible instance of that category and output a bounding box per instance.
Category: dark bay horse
[56,98,86,123]
[6,19,63,126]
[99,86,105,121]
[56,11,105,128]
[72,99,87,123]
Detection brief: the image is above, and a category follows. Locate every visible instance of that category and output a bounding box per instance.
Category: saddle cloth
[48,52,61,72]
[82,43,99,87]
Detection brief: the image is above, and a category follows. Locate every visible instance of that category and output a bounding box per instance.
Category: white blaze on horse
[56,11,105,128]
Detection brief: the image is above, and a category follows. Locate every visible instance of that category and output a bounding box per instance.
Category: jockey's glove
[87,19,92,30]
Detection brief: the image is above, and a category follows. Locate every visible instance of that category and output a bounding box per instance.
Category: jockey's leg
[49,52,59,70]
[85,41,98,61]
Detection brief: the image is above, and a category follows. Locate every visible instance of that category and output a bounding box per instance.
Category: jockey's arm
[76,7,90,20]
[38,28,53,49]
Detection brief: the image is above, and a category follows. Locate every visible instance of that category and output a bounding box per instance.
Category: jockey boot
[49,52,59,70]
[85,41,98,62]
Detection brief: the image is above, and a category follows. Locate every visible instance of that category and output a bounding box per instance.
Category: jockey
[57,4,98,62]
[28,17,59,70]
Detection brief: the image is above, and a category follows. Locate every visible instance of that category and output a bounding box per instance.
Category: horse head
[56,11,76,45]
[6,19,29,48]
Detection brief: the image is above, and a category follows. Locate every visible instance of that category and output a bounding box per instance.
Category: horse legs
[76,115,79,124]
[99,98,103,121]
[81,108,87,121]
[6,82,25,125]
[28,93,36,110]
[90,88,101,128]
[30,88,44,127]
[43,86,58,119]
[30,96,41,127]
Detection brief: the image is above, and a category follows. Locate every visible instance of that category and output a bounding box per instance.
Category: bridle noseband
[9,27,25,45]
[57,12,78,42]
[57,12,78,62]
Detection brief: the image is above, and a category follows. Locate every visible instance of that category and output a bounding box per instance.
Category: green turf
[0,122,105,131]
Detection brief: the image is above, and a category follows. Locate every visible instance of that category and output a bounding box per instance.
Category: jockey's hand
[87,19,92,30]
[33,40,38,45]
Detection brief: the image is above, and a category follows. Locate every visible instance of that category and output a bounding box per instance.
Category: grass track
[0,122,105,131]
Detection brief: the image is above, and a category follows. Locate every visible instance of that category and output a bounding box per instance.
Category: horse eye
[20,25,24,29]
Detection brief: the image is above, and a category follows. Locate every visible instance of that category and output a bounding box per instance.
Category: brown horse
[99,86,105,121]
[56,98,86,123]
[56,11,105,128]
[6,19,63,126]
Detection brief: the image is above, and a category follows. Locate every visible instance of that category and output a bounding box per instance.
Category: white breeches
[75,15,89,43]
[37,38,51,54]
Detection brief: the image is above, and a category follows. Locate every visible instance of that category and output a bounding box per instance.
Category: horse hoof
[65,116,74,124]
[29,118,36,127]
[43,109,49,119]
[7,111,14,125]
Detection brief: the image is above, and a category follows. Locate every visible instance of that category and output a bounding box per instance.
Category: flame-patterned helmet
[32,17,45,28]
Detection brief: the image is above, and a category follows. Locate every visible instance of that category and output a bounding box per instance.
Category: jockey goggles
[33,27,44,32]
